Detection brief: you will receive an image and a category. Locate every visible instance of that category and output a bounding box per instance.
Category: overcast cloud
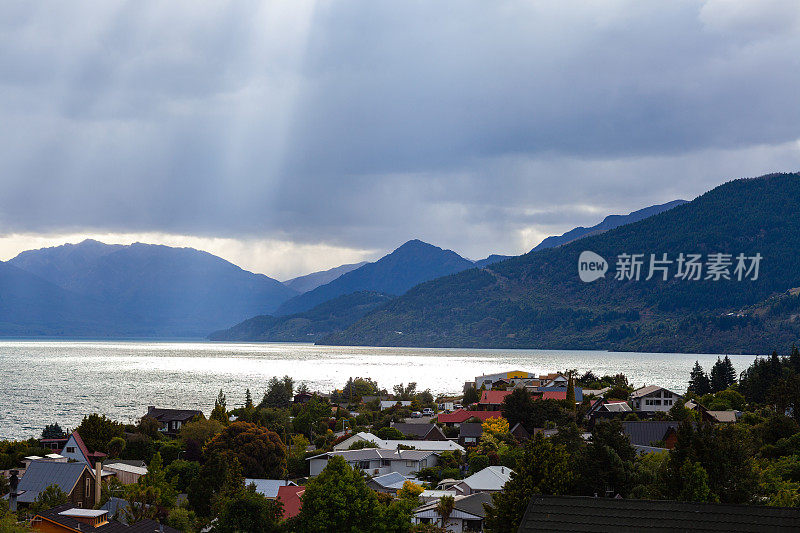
[1,0,799,277]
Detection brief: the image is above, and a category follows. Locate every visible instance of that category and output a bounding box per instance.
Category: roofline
[32,514,82,533]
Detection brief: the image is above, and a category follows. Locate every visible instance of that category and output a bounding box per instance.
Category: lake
[0,340,759,441]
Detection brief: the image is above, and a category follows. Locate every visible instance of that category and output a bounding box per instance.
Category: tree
[293,396,331,438]
[211,390,229,424]
[137,416,162,439]
[41,423,65,440]
[393,383,417,401]
[180,417,224,448]
[675,459,715,502]
[287,434,311,478]
[435,495,455,529]
[297,456,380,532]
[485,434,576,532]
[76,414,124,453]
[566,375,576,413]
[124,452,177,522]
[245,389,254,410]
[463,386,480,406]
[166,508,199,533]
[32,484,68,513]
[261,376,294,409]
[687,361,711,396]
[790,345,800,374]
[213,485,283,533]
[397,480,424,502]
[108,437,126,458]
[710,357,737,393]
[581,419,636,498]
[165,459,201,493]
[501,388,534,429]
[188,451,239,518]
[482,417,509,435]
[205,422,287,479]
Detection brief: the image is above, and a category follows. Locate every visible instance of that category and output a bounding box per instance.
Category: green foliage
[376,427,404,440]
[166,507,200,533]
[297,456,380,533]
[687,361,711,395]
[76,413,124,453]
[260,376,294,409]
[293,396,331,438]
[501,389,570,431]
[180,417,225,448]
[31,484,68,514]
[124,452,177,522]
[710,356,738,393]
[485,434,576,532]
[165,460,201,493]
[212,485,283,533]
[107,437,126,458]
[463,386,479,406]
[41,423,65,440]
[287,434,311,478]
[205,422,287,479]
[211,389,229,425]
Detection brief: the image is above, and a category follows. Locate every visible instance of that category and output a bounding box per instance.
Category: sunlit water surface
[0,341,759,440]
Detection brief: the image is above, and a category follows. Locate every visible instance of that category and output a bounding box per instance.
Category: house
[102,462,147,485]
[14,461,100,509]
[538,373,568,388]
[629,385,682,412]
[684,400,740,423]
[585,398,632,425]
[276,485,305,520]
[390,423,448,441]
[582,387,611,398]
[39,438,69,452]
[437,410,503,428]
[332,432,464,453]
[293,392,313,404]
[516,495,800,532]
[510,423,530,441]
[453,466,513,495]
[60,432,106,468]
[474,370,538,390]
[622,421,682,449]
[477,390,511,410]
[420,489,457,502]
[245,479,297,499]
[30,503,180,532]
[380,400,412,410]
[143,406,202,435]
[458,423,483,447]
[412,492,493,532]
[366,472,415,494]
[308,449,439,477]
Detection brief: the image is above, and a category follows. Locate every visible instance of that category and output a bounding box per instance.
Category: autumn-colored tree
[482,416,509,435]
[204,422,287,479]
[397,480,424,502]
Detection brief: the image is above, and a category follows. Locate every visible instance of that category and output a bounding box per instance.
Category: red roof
[479,390,512,405]
[277,485,305,519]
[437,409,503,423]
[541,390,567,400]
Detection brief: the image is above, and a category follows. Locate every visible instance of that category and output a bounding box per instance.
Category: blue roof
[370,472,408,489]
[16,460,88,503]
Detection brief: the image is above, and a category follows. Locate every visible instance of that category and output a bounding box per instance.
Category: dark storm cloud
[0,0,799,259]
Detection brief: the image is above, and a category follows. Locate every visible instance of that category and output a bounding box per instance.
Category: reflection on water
[0,340,758,440]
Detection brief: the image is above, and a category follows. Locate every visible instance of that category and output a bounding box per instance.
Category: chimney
[94,461,102,507]
[9,470,19,512]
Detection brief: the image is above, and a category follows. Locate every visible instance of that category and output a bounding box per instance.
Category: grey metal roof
[390,423,436,438]
[621,421,680,447]
[244,478,296,499]
[516,495,800,532]
[414,492,493,519]
[16,460,87,503]
[309,448,438,462]
[369,472,408,488]
[459,423,484,438]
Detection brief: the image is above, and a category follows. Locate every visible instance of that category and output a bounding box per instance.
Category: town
[2,350,800,532]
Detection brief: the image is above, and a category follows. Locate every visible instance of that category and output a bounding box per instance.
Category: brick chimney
[94,461,102,507]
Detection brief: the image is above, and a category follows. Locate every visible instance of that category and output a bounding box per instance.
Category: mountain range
[273,240,476,316]
[5,240,298,337]
[324,173,800,354]
[282,261,368,294]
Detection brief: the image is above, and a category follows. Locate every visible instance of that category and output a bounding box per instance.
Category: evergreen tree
[41,423,66,440]
[722,355,738,386]
[211,390,229,424]
[790,345,800,374]
[566,375,576,412]
[245,389,254,410]
[687,361,711,396]
[710,357,728,393]
[770,351,782,377]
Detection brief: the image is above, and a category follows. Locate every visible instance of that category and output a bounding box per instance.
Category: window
[381,459,391,467]
[405,460,415,467]
[86,477,91,497]
[358,461,370,470]
[663,391,673,398]
[66,447,75,453]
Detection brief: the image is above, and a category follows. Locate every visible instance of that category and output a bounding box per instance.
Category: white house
[630,385,682,412]
[308,448,439,477]
[453,466,514,495]
[380,400,413,410]
[412,492,493,533]
[333,432,464,453]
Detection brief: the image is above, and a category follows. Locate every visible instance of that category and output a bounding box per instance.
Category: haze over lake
[0,340,759,441]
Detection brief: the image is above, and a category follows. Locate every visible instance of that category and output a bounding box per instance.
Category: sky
[1,0,799,280]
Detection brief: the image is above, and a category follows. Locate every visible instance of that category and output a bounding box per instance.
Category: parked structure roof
[516,495,800,532]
